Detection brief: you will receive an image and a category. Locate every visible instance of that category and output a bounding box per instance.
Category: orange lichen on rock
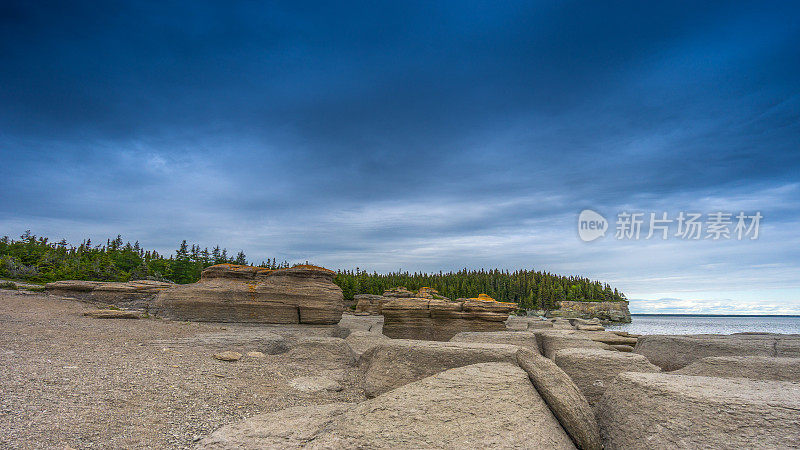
[205,263,335,274]
[208,263,273,273]
[468,293,517,307]
[289,264,335,273]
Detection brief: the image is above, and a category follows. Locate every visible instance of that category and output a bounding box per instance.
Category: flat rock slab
[288,376,343,393]
[199,363,576,449]
[532,330,614,359]
[674,356,800,382]
[595,372,800,449]
[83,309,141,319]
[360,339,522,398]
[553,348,660,405]
[634,334,800,371]
[516,348,601,450]
[337,314,384,333]
[450,331,540,354]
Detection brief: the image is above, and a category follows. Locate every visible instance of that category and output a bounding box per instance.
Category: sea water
[606,314,800,335]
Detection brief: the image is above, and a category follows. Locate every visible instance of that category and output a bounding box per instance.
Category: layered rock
[506,316,553,330]
[516,348,602,450]
[532,330,616,359]
[382,295,517,341]
[450,331,540,354]
[634,333,800,371]
[360,339,522,397]
[552,348,661,405]
[45,279,173,309]
[547,301,631,323]
[353,294,389,314]
[674,356,800,382]
[595,372,800,449]
[382,286,416,298]
[151,264,344,324]
[199,363,577,449]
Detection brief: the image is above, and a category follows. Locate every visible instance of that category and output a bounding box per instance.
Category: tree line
[0,231,289,284]
[334,268,626,310]
[0,232,627,308]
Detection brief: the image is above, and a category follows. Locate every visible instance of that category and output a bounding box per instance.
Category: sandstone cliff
[152,264,343,324]
[382,294,517,341]
[547,300,631,323]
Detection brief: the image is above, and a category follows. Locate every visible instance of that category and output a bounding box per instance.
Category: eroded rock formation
[152,264,344,324]
[47,264,344,324]
[547,300,631,323]
[45,279,173,309]
[382,294,517,340]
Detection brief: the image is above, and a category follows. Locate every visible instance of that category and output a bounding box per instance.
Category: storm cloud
[1,1,798,312]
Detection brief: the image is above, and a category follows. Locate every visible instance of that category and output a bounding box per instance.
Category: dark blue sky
[1,1,799,312]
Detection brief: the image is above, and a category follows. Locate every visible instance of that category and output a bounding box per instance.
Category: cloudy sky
[1,1,799,313]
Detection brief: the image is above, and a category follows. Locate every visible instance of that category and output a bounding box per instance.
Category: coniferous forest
[0,232,626,309]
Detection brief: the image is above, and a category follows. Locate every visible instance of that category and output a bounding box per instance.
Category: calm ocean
[606,314,800,335]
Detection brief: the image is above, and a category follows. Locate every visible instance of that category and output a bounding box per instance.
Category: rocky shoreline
[2,275,799,449]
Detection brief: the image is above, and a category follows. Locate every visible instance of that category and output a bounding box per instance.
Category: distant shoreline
[630,313,800,318]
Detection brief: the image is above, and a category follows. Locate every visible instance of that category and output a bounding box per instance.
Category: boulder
[344,331,391,358]
[285,337,356,367]
[83,309,141,319]
[152,264,344,324]
[515,348,601,450]
[450,331,540,354]
[533,330,615,359]
[199,363,576,449]
[213,351,242,362]
[571,318,602,326]
[552,348,661,405]
[382,296,516,341]
[360,339,522,397]
[337,313,384,333]
[506,316,552,330]
[595,372,800,449]
[353,294,389,314]
[610,344,634,352]
[548,301,631,323]
[674,356,800,382]
[583,331,638,346]
[576,325,604,331]
[46,279,172,309]
[550,319,576,330]
[634,334,800,371]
